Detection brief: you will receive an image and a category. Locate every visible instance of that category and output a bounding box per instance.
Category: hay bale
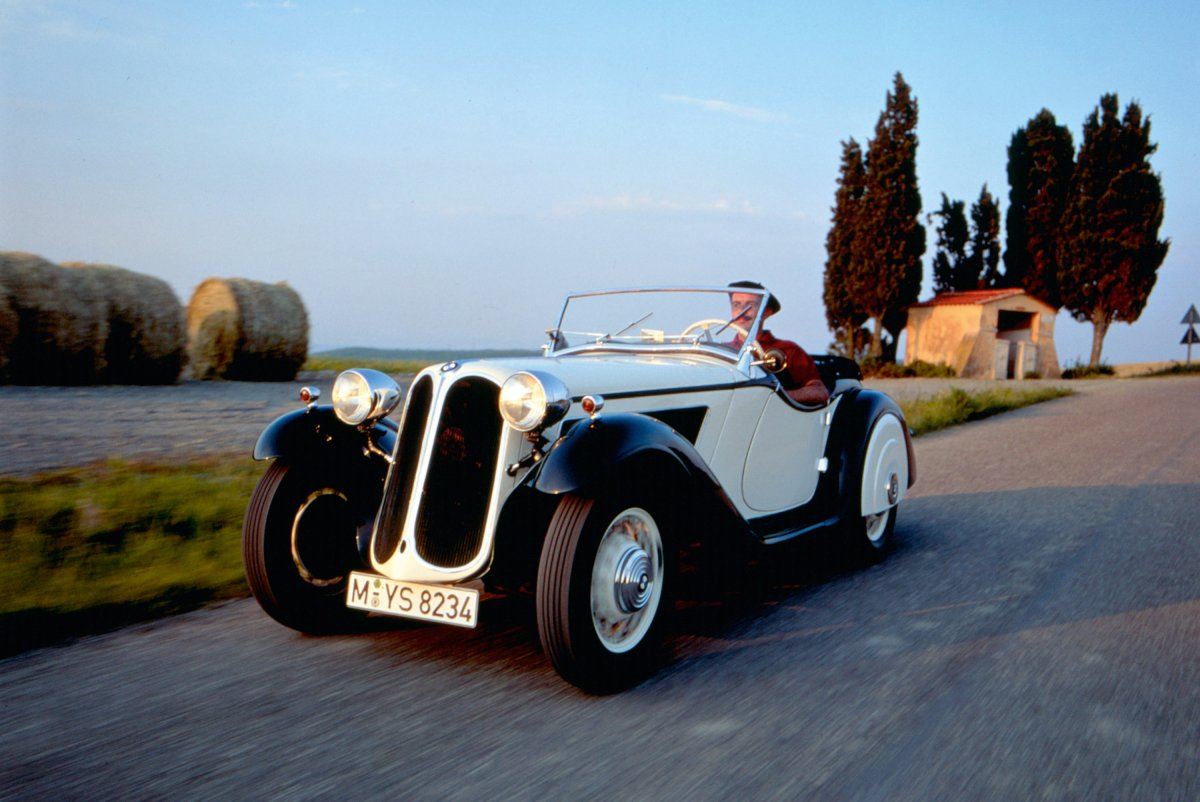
[0,252,107,384]
[62,262,187,384]
[0,270,16,382]
[186,278,308,381]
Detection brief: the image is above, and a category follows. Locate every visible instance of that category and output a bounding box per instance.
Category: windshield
[547,287,767,357]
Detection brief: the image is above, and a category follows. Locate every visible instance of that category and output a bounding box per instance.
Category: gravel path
[0,372,344,476]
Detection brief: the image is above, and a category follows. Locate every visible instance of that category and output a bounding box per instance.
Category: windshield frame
[545,286,769,361]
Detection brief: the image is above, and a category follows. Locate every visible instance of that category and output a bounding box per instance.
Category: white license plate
[346,572,479,628]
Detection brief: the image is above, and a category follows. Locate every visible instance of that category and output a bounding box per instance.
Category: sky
[1,0,1197,366]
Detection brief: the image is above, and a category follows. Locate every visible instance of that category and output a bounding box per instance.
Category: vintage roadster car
[243,286,914,693]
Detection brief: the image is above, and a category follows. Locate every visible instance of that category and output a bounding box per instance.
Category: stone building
[904,289,1060,379]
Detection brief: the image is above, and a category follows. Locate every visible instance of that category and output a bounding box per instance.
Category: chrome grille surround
[369,367,529,583]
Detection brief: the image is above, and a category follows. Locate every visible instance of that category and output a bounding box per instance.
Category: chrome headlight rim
[499,371,571,432]
[331,368,402,426]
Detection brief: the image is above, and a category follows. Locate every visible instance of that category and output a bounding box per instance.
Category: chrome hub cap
[613,546,653,614]
[591,507,664,653]
[886,471,900,505]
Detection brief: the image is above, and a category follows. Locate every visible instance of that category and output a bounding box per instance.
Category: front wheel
[243,460,367,633]
[536,492,675,694]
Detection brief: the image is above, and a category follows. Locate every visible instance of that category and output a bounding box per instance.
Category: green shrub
[861,358,956,378]
[1061,361,1115,379]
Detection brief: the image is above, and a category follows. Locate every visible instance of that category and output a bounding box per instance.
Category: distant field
[315,346,540,362]
[305,346,541,374]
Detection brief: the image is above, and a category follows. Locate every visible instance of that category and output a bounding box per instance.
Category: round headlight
[499,371,570,432]
[332,369,401,425]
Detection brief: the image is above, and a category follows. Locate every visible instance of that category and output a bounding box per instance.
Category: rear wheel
[848,505,896,560]
[847,411,906,560]
[536,491,675,694]
[243,460,366,633]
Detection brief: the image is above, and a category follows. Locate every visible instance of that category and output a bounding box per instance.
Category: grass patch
[0,456,261,655]
[900,386,1073,436]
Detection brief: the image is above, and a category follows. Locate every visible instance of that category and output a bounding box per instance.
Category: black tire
[536,492,676,694]
[243,460,367,633]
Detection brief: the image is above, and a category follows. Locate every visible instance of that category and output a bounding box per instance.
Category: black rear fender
[828,389,915,516]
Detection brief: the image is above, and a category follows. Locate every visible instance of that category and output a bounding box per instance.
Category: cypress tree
[824,138,868,356]
[967,184,1002,289]
[1058,94,1170,366]
[852,72,924,358]
[929,193,969,294]
[1003,109,1074,306]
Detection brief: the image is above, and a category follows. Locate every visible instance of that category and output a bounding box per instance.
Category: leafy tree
[823,138,869,357]
[967,184,1001,288]
[1003,110,1074,306]
[929,193,969,293]
[1058,94,1170,366]
[851,72,925,357]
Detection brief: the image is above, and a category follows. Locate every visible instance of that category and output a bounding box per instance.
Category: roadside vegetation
[901,385,1072,436]
[1061,360,1116,379]
[1,384,1071,655]
[0,457,259,656]
[860,358,956,379]
[1141,362,1200,377]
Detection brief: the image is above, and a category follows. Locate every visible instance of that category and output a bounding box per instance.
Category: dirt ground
[0,372,344,476]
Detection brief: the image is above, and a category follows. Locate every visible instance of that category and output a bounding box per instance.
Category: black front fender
[253,405,397,463]
[531,412,722,496]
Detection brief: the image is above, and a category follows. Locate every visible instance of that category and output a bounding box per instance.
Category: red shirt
[753,330,825,391]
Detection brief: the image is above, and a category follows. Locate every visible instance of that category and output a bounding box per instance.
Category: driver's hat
[728,280,781,314]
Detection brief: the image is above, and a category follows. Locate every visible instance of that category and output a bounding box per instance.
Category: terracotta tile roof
[911,288,1029,308]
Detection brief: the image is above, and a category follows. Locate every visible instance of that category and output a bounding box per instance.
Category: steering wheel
[682,318,749,339]
[680,318,764,358]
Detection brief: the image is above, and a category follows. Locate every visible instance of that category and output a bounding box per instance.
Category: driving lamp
[331,369,402,425]
[499,371,570,432]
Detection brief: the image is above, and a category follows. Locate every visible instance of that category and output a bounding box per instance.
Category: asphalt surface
[1,376,1198,800]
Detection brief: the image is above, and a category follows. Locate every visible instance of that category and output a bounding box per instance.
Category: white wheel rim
[590,507,664,653]
[864,510,889,544]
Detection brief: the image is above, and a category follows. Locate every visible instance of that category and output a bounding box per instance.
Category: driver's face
[729,292,763,324]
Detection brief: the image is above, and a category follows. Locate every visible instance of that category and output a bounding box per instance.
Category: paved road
[1,377,1198,800]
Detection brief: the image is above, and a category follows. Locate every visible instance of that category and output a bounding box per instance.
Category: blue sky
[2,1,1196,365]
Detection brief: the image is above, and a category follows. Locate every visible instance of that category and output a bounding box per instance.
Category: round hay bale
[62,262,187,385]
[0,252,106,384]
[0,270,16,383]
[186,278,308,381]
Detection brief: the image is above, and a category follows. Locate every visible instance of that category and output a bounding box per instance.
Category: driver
[728,280,830,406]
